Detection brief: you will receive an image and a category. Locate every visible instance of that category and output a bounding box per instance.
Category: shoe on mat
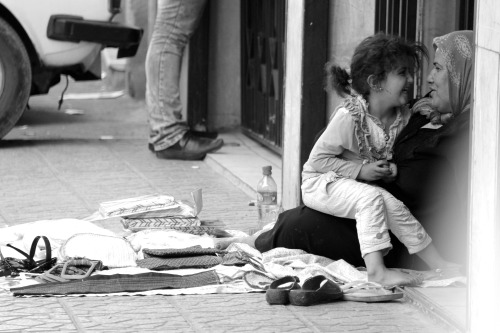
[289,275,343,306]
[341,280,403,303]
[265,276,300,305]
[154,132,224,160]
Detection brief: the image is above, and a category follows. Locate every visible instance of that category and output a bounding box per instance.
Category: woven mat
[11,270,220,296]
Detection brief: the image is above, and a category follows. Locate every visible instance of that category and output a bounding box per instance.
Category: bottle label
[257,191,277,205]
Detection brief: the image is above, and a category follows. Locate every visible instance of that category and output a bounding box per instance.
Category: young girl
[301,33,457,286]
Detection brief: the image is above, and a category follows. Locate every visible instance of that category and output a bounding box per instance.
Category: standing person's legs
[146,0,222,159]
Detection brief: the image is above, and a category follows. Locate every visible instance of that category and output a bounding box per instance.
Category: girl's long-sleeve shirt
[302,95,411,182]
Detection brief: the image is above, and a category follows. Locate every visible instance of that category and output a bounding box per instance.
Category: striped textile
[137,256,223,270]
[142,246,224,258]
[11,270,220,296]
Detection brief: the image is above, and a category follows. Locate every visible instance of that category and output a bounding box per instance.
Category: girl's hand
[357,160,393,181]
[381,162,398,183]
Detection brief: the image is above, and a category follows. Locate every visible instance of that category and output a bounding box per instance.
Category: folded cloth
[137,256,223,270]
[220,252,250,267]
[59,234,137,268]
[98,195,178,218]
[11,270,220,296]
[143,246,224,258]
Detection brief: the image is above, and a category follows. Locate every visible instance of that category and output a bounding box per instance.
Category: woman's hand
[357,160,393,181]
[412,97,434,117]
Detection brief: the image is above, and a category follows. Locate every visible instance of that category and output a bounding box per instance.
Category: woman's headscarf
[433,30,474,116]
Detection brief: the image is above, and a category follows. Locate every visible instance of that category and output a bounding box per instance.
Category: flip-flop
[289,275,343,306]
[242,270,275,290]
[341,281,403,303]
[265,276,300,305]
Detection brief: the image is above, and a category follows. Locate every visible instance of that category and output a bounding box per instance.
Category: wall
[207,0,241,130]
[123,0,149,99]
[326,0,376,120]
[420,0,458,95]
[468,0,500,329]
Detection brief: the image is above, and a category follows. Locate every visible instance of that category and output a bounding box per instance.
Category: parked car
[0,0,142,138]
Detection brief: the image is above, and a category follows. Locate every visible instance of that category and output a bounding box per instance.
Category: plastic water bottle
[256,165,279,228]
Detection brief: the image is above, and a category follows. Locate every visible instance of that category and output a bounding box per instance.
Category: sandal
[289,275,343,306]
[242,270,275,290]
[265,276,300,305]
[341,281,403,303]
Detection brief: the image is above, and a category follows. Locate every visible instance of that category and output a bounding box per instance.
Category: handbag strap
[28,236,52,268]
[7,236,52,269]
[6,244,30,261]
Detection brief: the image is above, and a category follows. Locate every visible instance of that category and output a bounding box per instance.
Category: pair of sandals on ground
[264,275,403,306]
[262,265,461,306]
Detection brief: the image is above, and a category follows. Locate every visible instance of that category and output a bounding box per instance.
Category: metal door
[241,0,286,154]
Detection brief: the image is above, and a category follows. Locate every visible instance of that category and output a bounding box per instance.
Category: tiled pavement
[0,81,452,332]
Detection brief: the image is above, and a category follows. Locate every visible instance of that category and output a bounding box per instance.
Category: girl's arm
[305,108,362,179]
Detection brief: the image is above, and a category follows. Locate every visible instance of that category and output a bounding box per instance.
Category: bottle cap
[262,165,272,175]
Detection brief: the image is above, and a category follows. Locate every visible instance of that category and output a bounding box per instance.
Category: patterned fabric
[122,217,201,229]
[11,270,220,296]
[341,94,410,163]
[142,246,224,258]
[432,31,473,116]
[220,252,252,267]
[137,256,223,270]
[122,217,230,237]
[138,246,225,270]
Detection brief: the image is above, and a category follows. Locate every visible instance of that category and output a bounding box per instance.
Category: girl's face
[379,66,414,107]
[427,49,451,113]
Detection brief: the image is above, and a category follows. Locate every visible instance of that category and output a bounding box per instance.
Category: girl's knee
[357,187,384,209]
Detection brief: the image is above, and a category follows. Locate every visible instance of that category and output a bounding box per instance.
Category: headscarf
[432,30,474,117]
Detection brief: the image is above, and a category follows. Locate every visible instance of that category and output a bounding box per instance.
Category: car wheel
[0,17,31,139]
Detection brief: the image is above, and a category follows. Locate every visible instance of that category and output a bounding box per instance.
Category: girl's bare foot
[368,267,423,287]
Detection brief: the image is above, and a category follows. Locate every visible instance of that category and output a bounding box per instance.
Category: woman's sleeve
[306,108,362,179]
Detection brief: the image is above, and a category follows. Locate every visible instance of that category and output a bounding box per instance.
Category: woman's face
[427,49,452,113]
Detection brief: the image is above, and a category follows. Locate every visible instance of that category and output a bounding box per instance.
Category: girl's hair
[326,33,428,98]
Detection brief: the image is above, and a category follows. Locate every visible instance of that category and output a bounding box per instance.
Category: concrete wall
[420,0,458,95]
[326,0,376,120]
[469,1,500,329]
[207,0,241,131]
[123,0,149,99]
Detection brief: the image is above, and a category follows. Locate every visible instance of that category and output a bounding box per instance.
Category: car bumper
[47,15,143,58]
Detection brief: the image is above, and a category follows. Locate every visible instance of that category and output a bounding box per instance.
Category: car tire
[0,17,31,139]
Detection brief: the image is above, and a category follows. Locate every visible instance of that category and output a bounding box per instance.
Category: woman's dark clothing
[255,112,470,269]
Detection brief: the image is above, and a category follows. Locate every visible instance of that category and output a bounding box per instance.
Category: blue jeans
[145,0,208,151]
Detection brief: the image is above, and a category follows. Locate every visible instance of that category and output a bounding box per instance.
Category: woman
[216,30,473,272]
